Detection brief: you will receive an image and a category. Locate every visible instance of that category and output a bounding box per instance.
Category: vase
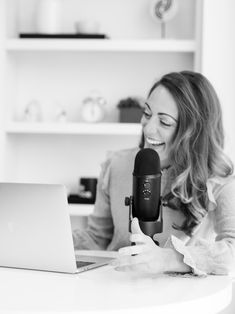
[35,0,62,34]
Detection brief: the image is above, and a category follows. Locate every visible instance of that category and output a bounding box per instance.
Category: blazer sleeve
[73,156,114,250]
[169,177,235,276]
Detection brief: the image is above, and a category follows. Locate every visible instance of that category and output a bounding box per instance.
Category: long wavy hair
[139,71,233,235]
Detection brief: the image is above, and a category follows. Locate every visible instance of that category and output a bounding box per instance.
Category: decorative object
[35,0,62,34]
[117,97,143,123]
[150,0,178,38]
[54,103,67,123]
[23,100,42,122]
[81,91,106,123]
[68,177,98,204]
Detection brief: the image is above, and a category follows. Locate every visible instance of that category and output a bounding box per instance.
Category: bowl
[75,20,100,34]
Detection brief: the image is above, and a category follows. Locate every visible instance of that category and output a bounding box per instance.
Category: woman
[73,71,235,276]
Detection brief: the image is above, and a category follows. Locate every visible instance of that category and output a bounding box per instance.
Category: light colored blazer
[73,148,235,276]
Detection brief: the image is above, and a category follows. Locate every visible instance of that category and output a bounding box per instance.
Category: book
[19,33,108,39]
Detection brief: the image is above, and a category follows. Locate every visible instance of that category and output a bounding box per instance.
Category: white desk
[0,251,232,314]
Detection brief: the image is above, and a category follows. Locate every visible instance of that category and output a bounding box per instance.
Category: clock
[81,93,106,123]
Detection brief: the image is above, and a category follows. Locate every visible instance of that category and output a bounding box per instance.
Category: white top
[0,250,232,314]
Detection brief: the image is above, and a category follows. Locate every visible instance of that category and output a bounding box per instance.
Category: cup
[78,178,98,201]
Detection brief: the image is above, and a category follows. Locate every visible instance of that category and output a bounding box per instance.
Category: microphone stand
[125,196,163,246]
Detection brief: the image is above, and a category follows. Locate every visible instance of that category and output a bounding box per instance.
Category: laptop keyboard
[76,261,95,268]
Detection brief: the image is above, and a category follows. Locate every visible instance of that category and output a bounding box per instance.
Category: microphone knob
[162,199,168,206]
[143,182,151,189]
[125,197,130,206]
[143,190,151,198]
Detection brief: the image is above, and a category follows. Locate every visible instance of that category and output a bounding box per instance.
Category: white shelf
[69,204,94,216]
[6,39,196,53]
[5,122,142,135]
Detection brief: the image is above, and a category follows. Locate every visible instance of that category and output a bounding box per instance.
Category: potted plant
[117,97,143,123]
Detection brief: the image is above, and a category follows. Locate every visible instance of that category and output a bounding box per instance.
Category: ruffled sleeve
[168,176,235,277]
[73,155,114,250]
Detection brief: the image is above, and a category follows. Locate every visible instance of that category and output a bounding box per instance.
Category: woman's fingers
[130,233,152,244]
[111,217,161,274]
[131,217,144,234]
[115,263,147,273]
[119,244,145,256]
[112,254,150,273]
[113,253,146,267]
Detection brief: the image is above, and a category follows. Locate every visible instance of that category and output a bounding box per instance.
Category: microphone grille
[133,148,160,175]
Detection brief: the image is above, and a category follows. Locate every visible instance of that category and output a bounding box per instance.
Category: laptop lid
[0,183,78,273]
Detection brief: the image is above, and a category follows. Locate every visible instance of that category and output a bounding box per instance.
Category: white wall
[200,2,235,313]
[201,0,235,165]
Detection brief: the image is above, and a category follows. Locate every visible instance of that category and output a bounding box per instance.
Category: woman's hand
[112,217,169,274]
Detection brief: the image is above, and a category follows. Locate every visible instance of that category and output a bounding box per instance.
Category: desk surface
[0,251,232,314]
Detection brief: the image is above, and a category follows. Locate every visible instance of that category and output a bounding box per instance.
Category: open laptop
[0,182,114,273]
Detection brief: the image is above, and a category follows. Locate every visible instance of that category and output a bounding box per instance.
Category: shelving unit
[69,204,93,217]
[5,122,142,135]
[6,38,196,52]
[0,0,202,225]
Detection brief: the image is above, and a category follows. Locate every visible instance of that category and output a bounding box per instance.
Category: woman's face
[141,85,179,169]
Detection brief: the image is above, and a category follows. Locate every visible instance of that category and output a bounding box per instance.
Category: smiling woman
[73,71,235,278]
[141,85,179,169]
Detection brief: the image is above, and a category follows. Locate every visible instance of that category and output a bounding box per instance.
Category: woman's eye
[143,111,151,119]
[160,119,172,127]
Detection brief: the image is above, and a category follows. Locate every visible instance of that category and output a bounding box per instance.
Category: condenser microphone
[125,148,163,244]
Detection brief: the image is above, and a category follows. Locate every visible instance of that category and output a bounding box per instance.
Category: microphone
[125,148,163,245]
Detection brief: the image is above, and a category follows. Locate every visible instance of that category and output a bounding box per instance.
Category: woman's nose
[145,117,159,135]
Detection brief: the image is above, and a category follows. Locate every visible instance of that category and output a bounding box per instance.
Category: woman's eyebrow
[144,102,151,111]
[159,113,178,122]
[145,102,178,122]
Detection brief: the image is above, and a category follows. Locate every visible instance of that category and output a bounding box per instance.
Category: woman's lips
[146,137,165,147]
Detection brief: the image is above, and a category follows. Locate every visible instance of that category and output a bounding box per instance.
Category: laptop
[0,182,114,273]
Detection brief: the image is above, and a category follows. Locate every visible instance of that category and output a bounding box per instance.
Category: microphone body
[132,173,161,221]
[125,148,163,243]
